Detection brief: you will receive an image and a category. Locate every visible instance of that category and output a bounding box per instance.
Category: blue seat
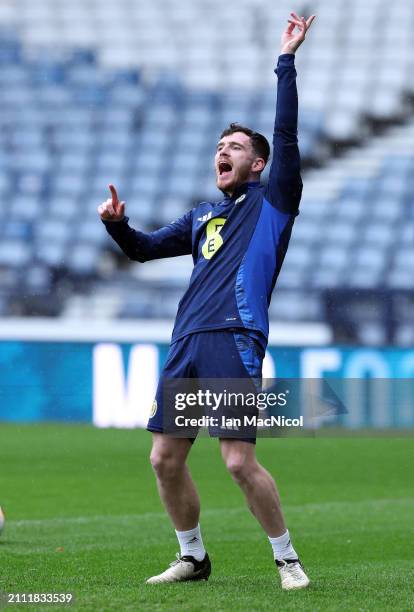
[0,32,22,64]
[51,172,86,197]
[67,243,99,275]
[29,60,66,85]
[11,196,41,221]
[0,239,31,267]
[36,242,66,267]
[1,220,32,240]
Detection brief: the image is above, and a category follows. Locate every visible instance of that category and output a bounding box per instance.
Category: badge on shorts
[149,399,157,418]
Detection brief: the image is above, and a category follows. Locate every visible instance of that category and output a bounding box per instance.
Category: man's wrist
[101,216,128,225]
[278,53,295,64]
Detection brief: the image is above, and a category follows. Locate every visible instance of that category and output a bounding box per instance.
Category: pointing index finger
[109,184,119,206]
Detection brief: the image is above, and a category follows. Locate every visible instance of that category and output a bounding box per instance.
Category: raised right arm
[98,185,192,262]
[103,213,193,262]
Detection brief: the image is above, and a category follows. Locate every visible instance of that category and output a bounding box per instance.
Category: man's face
[215,132,262,195]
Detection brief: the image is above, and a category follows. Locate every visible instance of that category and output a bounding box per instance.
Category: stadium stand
[0,0,413,343]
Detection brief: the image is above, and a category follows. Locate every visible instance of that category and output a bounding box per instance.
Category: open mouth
[218,161,233,176]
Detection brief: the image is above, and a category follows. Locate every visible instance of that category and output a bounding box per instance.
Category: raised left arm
[265,14,315,214]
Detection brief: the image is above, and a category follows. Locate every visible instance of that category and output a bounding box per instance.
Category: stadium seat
[0,239,32,267]
[0,0,413,326]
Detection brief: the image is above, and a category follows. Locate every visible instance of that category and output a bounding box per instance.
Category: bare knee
[150,449,183,481]
[224,451,256,484]
[221,440,257,484]
[150,436,190,482]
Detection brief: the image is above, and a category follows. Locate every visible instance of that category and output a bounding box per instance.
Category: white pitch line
[7,497,414,528]
[8,507,246,528]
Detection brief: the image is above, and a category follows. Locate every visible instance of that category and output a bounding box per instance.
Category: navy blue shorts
[147,330,264,443]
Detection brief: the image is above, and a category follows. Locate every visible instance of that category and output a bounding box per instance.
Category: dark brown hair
[219,123,270,165]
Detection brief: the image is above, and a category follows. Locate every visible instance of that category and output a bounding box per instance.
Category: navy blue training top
[104,54,303,351]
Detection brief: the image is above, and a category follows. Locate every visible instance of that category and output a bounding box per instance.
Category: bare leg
[150,433,200,531]
[220,439,286,537]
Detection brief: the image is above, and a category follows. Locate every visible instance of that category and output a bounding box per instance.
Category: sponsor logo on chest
[197,212,213,223]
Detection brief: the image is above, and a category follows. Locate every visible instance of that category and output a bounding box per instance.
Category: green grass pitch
[0,424,413,611]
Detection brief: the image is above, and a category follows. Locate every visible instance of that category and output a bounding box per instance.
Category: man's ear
[252,158,266,173]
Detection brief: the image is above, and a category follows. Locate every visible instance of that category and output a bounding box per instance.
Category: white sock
[268,529,298,561]
[175,524,206,562]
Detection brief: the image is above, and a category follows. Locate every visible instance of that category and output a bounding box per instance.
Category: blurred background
[0,0,413,427]
[0,0,413,344]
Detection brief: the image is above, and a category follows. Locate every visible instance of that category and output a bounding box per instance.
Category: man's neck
[224,179,260,198]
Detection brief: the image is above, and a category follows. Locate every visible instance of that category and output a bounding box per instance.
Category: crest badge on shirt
[149,399,157,419]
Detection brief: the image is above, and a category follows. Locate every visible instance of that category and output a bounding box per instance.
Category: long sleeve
[103,211,193,262]
[265,53,303,214]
